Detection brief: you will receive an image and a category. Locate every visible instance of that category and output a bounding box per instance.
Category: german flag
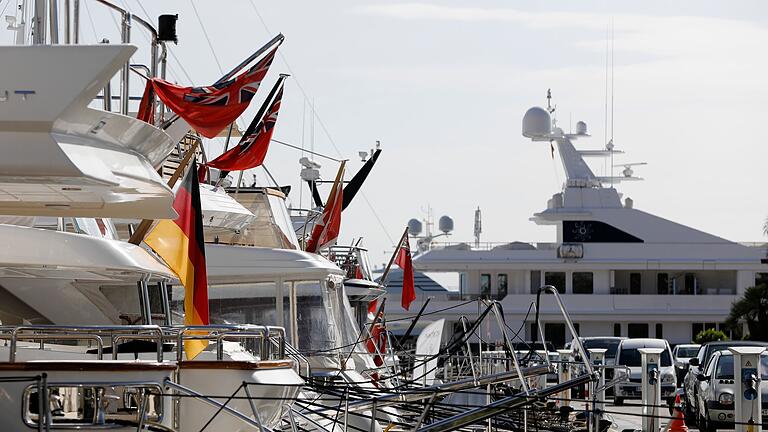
[145,160,209,359]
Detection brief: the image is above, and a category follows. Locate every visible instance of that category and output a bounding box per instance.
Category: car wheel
[614,397,624,406]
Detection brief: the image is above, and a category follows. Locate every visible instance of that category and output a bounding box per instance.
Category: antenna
[474,207,482,249]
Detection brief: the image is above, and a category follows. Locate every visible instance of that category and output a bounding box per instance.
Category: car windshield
[716,354,768,379]
[583,339,621,359]
[676,347,700,358]
[618,347,672,367]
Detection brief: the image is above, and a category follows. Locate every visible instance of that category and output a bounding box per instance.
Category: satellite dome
[407,218,423,236]
[576,121,588,135]
[438,215,454,234]
[522,107,552,139]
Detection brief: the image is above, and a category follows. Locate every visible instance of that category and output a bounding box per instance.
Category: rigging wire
[188,0,224,76]
[246,0,396,246]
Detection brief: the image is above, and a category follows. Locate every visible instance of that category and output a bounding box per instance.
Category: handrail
[4,325,164,363]
[535,285,594,376]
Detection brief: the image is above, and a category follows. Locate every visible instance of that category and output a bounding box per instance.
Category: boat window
[657,273,669,294]
[530,271,541,294]
[72,217,119,240]
[544,272,565,294]
[205,282,279,326]
[545,323,566,349]
[629,273,642,294]
[24,384,163,427]
[287,278,342,352]
[266,194,300,249]
[572,272,593,294]
[681,273,698,294]
[562,220,643,243]
[480,274,491,298]
[627,323,648,338]
[497,274,508,299]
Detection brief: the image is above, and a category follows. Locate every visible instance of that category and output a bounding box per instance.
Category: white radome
[522,106,552,138]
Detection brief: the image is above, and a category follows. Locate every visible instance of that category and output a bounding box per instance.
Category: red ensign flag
[396,233,416,311]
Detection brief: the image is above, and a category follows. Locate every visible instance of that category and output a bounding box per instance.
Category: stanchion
[639,348,663,432]
[729,346,764,432]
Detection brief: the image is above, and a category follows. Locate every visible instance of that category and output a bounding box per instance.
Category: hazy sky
[21,0,768,266]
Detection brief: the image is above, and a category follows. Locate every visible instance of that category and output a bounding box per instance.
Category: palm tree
[726,285,768,341]
[764,216,768,237]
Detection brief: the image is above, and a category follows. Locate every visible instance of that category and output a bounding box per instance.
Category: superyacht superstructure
[384,96,768,347]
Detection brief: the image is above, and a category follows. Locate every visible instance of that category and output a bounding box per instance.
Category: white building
[384,103,768,347]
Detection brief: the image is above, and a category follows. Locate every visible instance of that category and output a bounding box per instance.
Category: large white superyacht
[384,95,768,347]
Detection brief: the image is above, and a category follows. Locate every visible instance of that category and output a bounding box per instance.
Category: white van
[613,338,677,405]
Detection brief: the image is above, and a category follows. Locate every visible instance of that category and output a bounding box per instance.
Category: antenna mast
[474,207,482,249]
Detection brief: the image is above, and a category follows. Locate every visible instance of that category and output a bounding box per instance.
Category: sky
[10,0,768,266]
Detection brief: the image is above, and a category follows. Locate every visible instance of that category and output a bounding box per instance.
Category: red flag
[366,319,387,367]
[305,162,345,253]
[137,43,280,138]
[367,299,377,317]
[396,234,415,310]
[204,77,285,173]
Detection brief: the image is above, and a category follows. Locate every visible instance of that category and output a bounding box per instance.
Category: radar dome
[522,107,552,139]
[438,216,454,234]
[407,218,423,236]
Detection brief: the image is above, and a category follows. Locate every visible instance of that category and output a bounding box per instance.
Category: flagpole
[379,226,409,286]
[128,136,200,245]
[304,159,346,253]
[213,34,284,86]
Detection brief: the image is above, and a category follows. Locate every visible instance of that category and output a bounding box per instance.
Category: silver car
[683,341,768,422]
[613,338,677,405]
[694,350,768,432]
[673,343,700,383]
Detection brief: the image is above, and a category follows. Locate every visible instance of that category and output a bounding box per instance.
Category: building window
[655,323,663,339]
[657,273,669,295]
[574,323,580,336]
[627,323,649,338]
[756,273,768,287]
[497,274,508,300]
[613,323,621,337]
[572,272,594,294]
[544,272,566,294]
[480,274,491,299]
[530,271,541,294]
[629,273,642,295]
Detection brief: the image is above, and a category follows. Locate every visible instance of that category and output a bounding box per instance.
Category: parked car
[613,338,676,405]
[683,341,768,422]
[673,343,700,383]
[694,349,768,432]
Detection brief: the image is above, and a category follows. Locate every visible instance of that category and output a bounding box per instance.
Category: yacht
[0,1,303,429]
[383,96,768,348]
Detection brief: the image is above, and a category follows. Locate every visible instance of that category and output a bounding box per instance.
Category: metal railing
[0,324,288,363]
